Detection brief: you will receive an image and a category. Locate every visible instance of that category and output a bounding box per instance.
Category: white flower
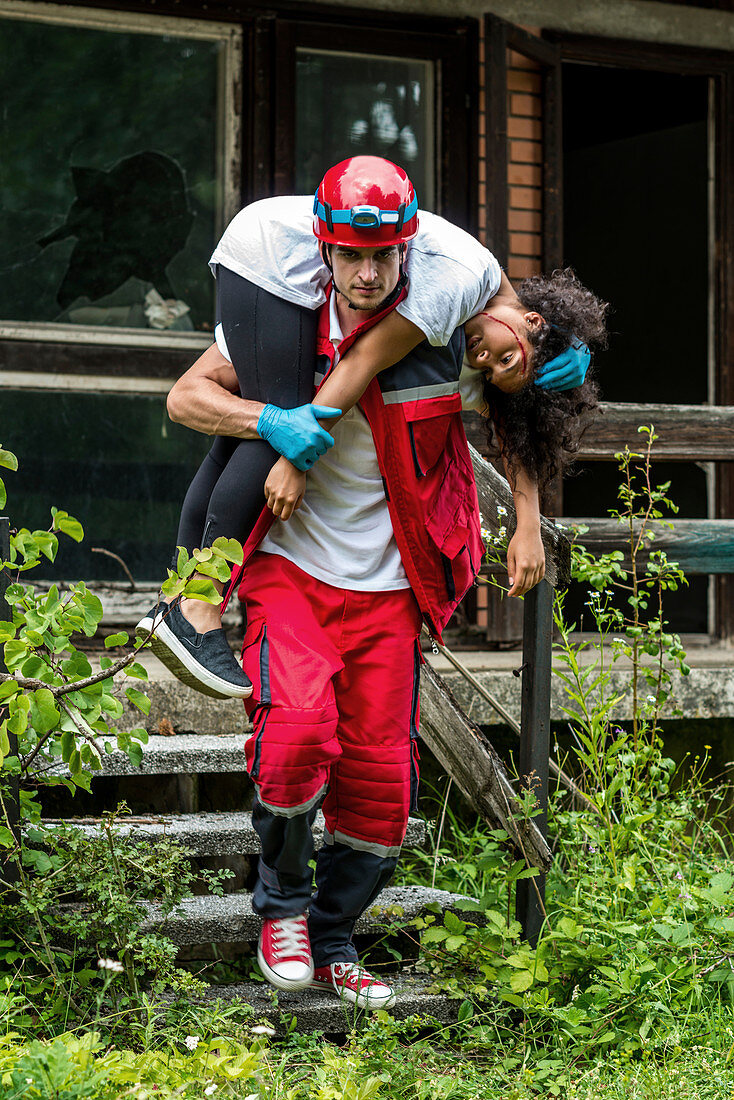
[204,1086,218,1096]
[97,957,124,973]
[250,1023,277,1037]
[497,506,507,516]
[647,694,656,703]
[185,1035,200,1051]
[498,526,507,538]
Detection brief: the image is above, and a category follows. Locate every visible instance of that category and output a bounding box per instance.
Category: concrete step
[46,734,248,778]
[41,811,426,857]
[143,885,471,946]
[200,972,458,1032]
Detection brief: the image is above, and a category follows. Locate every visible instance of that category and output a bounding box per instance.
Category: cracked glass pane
[0,17,223,332]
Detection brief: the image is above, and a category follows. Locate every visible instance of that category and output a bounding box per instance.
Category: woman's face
[464,304,544,394]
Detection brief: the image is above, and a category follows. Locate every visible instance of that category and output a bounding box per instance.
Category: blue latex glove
[257,403,342,471]
[534,336,591,392]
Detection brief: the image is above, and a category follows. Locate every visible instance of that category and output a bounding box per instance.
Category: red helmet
[313,156,418,247]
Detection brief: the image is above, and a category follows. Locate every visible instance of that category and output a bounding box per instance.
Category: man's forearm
[167,343,264,438]
[169,381,263,438]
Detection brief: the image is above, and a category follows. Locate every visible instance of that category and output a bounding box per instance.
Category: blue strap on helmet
[313,194,418,233]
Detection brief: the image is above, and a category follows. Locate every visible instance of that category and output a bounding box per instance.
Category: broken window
[0,6,239,337]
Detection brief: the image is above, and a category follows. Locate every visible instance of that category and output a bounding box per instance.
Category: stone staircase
[43,724,470,1031]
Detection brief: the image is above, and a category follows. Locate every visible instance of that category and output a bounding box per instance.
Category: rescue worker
[165,158,599,1009]
[168,160,486,1009]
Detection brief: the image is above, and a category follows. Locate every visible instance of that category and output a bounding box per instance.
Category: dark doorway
[561,63,710,633]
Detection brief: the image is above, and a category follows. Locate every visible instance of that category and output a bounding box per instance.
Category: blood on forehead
[479,312,527,370]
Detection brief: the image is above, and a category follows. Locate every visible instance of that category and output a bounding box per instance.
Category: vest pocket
[425,464,479,604]
[401,393,462,473]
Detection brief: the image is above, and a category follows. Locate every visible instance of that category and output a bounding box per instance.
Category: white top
[217,299,410,591]
[214,304,488,593]
[210,195,502,347]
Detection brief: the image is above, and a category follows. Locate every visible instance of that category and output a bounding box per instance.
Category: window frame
[266,12,479,234]
[0,0,243,364]
[555,32,734,641]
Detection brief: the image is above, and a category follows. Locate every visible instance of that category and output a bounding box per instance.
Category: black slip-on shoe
[136,601,252,700]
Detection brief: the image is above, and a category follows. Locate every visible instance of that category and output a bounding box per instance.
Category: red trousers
[241,551,423,853]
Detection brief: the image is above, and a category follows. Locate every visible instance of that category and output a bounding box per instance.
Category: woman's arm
[314,310,425,419]
[264,311,425,520]
[502,458,546,598]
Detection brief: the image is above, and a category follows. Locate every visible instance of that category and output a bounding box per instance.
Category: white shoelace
[332,962,375,986]
[271,916,310,958]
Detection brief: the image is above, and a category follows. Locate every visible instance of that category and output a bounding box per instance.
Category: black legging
[174,267,318,557]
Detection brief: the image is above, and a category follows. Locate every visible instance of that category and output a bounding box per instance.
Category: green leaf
[509,969,533,993]
[176,546,190,575]
[0,680,19,702]
[181,578,223,604]
[0,827,16,848]
[0,721,10,758]
[105,632,129,648]
[23,848,53,873]
[29,688,60,736]
[126,688,151,715]
[6,697,29,736]
[100,693,124,718]
[443,910,466,935]
[53,512,84,542]
[21,655,47,679]
[126,741,144,767]
[534,958,549,982]
[125,661,148,681]
[161,576,185,599]
[3,639,27,672]
[0,448,18,471]
[61,652,93,679]
[33,532,58,562]
[60,730,75,761]
[212,537,244,565]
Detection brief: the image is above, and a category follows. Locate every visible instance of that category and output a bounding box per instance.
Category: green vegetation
[0,431,733,1097]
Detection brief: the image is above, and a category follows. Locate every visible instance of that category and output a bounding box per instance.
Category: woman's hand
[265,456,306,520]
[506,525,545,597]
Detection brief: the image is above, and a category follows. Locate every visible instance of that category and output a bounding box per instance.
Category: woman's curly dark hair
[481,268,608,490]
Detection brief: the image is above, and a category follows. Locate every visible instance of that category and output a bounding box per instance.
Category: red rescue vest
[232,285,483,641]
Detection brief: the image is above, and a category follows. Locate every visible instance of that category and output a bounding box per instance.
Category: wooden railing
[567,402,734,610]
[576,402,734,462]
[419,446,571,943]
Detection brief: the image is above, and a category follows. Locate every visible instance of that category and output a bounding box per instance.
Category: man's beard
[339,286,389,312]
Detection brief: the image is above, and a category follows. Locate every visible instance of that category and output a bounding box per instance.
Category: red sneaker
[257,915,314,991]
[310,962,396,1010]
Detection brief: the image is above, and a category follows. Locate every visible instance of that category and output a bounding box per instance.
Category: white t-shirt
[216,299,409,591]
[210,196,502,347]
[214,313,487,590]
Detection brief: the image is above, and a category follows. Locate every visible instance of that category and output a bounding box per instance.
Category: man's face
[330,244,401,312]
